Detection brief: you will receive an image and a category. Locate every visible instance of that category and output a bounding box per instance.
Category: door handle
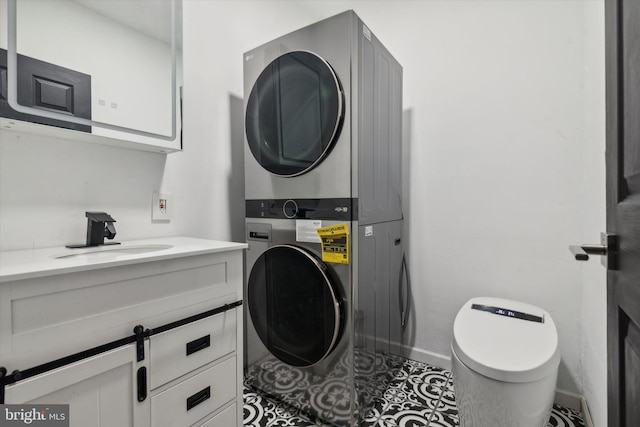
[569,244,607,260]
[569,232,617,270]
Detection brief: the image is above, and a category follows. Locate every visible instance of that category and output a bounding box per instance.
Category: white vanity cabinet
[0,237,246,427]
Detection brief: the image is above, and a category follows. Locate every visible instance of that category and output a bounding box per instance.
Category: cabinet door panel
[0,49,91,133]
[4,343,150,427]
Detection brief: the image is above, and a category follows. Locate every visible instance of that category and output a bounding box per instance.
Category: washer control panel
[246,198,356,221]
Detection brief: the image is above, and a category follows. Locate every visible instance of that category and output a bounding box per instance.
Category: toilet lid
[452,297,560,383]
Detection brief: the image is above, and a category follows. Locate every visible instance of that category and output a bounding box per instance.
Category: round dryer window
[247,245,343,367]
[245,51,344,177]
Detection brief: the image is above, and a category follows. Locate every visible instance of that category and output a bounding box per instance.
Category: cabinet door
[4,343,150,427]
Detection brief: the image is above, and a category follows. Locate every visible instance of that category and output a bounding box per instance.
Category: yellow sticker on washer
[316,223,349,264]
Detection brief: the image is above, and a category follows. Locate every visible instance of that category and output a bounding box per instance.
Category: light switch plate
[152,192,171,221]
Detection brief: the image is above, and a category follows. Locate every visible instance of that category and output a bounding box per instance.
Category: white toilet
[451,297,561,427]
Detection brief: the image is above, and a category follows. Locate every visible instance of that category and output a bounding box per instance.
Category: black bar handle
[186,386,211,411]
[569,244,606,260]
[150,300,242,336]
[0,301,243,405]
[400,254,412,330]
[186,335,211,356]
[137,367,147,402]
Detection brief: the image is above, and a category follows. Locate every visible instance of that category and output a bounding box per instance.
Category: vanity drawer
[197,403,236,426]
[149,308,237,389]
[151,356,236,427]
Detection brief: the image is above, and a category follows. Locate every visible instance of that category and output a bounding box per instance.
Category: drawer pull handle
[186,335,211,356]
[186,386,211,411]
[137,367,147,402]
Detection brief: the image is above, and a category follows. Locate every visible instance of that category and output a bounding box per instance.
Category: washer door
[247,245,343,367]
[245,51,344,177]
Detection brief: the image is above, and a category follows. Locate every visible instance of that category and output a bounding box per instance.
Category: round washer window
[245,51,344,177]
[247,245,343,367]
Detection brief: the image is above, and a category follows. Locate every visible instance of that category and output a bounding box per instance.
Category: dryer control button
[283,200,299,218]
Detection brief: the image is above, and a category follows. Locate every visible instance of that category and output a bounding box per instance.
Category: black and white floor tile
[244,355,586,427]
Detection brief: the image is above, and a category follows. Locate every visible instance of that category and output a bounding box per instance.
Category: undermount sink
[53,244,174,260]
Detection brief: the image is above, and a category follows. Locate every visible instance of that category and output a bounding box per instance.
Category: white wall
[0,131,172,249]
[0,0,606,423]
[403,0,586,394]
[579,2,607,425]
[293,0,606,404]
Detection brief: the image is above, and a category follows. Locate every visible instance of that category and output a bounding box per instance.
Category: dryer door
[247,245,343,367]
[245,51,344,177]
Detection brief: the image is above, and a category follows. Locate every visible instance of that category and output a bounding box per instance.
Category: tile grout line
[370,361,414,426]
[391,369,414,427]
[370,375,398,426]
[425,370,453,427]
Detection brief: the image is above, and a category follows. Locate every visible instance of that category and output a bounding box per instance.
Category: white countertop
[0,237,247,282]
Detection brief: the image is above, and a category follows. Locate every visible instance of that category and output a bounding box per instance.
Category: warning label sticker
[315,223,349,264]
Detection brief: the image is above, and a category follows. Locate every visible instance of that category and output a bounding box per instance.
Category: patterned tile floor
[243,357,586,427]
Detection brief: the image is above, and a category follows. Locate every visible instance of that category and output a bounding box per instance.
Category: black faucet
[66,211,120,248]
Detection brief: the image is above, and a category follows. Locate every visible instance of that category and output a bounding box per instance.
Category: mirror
[0,0,182,151]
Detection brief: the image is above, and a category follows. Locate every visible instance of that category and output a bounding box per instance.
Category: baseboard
[554,389,582,412]
[390,342,452,371]
[581,397,595,427]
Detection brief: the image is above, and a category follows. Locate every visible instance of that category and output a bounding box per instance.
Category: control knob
[283,200,299,219]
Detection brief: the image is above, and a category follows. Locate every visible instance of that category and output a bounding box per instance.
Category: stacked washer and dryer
[243,11,404,426]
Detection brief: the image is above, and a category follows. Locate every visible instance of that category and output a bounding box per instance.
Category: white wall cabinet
[0,238,246,427]
[0,0,182,153]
